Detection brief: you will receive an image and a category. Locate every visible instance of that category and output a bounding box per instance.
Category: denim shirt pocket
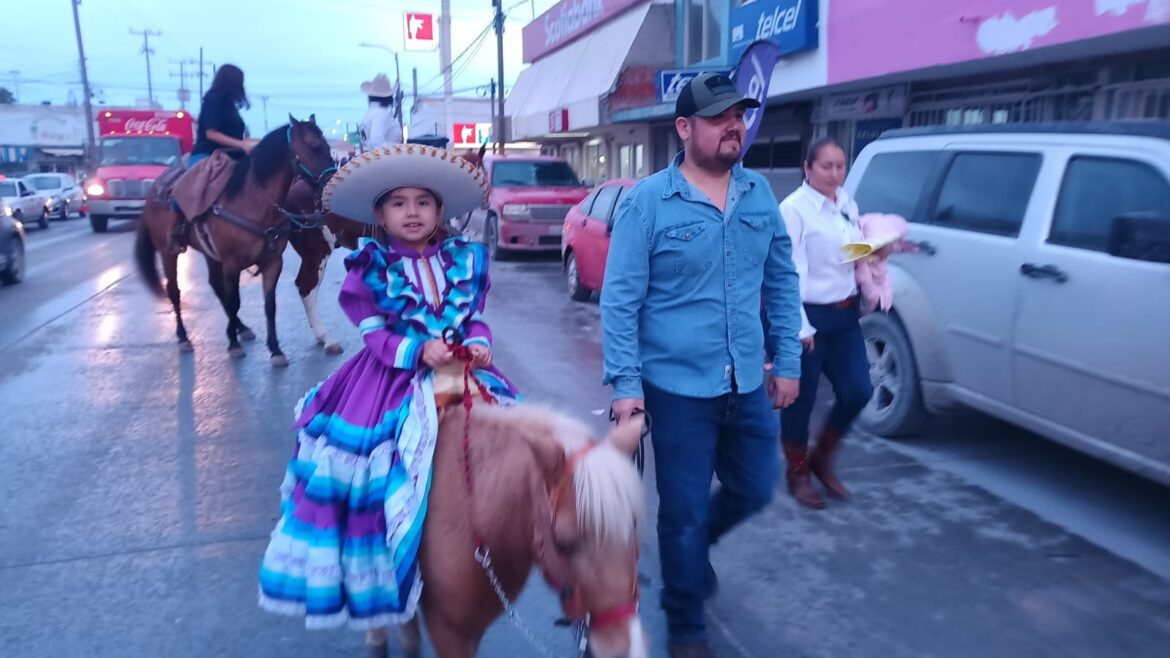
[662,221,713,276]
[736,211,773,266]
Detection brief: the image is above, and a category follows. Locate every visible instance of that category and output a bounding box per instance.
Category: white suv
[844,122,1170,486]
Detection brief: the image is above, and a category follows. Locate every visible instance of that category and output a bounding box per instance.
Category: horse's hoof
[324,343,343,355]
[239,329,256,342]
[229,347,246,359]
[398,622,421,658]
[270,354,290,368]
[178,341,194,353]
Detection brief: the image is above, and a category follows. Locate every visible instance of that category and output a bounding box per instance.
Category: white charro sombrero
[323,144,488,225]
[360,73,398,98]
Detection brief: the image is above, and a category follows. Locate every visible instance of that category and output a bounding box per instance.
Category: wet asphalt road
[1,220,1169,658]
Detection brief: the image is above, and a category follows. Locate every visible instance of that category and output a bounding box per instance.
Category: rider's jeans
[643,380,779,643]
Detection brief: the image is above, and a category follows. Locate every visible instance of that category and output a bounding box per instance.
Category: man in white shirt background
[359,73,403,151]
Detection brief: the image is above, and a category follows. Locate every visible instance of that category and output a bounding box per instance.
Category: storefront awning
[40,148,85,157]
[507,2,652,140]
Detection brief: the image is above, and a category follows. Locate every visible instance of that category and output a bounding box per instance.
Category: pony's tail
[134,221,165,298]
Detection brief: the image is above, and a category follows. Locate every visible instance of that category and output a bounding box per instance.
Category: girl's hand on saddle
[422,339,454,369]
[468,344,492,368]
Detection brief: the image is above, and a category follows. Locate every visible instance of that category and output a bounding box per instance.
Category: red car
[560,178,636,302]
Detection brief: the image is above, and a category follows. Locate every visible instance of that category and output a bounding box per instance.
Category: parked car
[23,173,86,220]
[845,121,1170,485]
[0,178,51,230]
[560,178,636,301]
[0,208,25,285]
[461,155,591,259]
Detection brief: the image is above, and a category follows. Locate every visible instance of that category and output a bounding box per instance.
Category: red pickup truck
[462,155,590,258]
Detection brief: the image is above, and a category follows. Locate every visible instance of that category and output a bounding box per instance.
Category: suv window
[580,188,600,214]
[853,151,939,221]
[589,186,620,221]
[932,152,1041,237]
[1051,157,1170,252]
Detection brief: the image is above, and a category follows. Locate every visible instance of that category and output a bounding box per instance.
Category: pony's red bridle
[545,442,641,631]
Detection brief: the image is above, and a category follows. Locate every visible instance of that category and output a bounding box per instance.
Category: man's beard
[708,137,742,170]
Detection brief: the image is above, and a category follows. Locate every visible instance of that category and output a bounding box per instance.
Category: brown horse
[134,117,336,365]
[392,402,648,658]
[283,143,488,355]
[284,179,371,355]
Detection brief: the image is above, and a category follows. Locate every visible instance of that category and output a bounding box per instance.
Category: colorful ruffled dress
[259,236,518,629]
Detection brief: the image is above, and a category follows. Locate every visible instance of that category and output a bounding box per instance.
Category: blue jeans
[779,299,874,444]
[188,151,209,167]
[643,381,779,642]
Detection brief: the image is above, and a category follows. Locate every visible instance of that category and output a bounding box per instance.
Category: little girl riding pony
[258,145,518,655]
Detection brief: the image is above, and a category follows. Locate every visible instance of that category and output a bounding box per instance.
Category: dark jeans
[779,299,874,444]
[643,381,779,642]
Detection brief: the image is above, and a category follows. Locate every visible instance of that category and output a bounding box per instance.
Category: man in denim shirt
[601,74,803,658]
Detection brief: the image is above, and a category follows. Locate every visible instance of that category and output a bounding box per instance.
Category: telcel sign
[729,0,819,62]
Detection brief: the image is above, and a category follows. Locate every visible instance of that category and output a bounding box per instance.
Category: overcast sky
[2,0,558,137]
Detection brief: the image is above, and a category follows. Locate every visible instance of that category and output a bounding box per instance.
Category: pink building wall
[828,0,1170,84]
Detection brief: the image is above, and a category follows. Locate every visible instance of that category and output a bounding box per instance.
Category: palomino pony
[398,401,648,658]
[282,143,488,355]
[134,117,337,365]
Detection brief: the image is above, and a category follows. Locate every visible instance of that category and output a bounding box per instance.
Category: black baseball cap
[674,73,760,119]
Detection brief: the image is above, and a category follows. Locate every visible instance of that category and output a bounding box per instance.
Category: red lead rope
[445,336,497,547]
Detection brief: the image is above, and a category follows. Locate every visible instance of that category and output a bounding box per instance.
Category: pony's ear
[308,113,317,126]
[605,417,642,457]
[288,114,299,126]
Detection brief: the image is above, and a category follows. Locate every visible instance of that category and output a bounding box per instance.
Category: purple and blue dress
[259,236,517,629]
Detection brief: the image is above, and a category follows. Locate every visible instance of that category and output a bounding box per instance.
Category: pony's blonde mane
[469,403,644,546]
[575,445,644,547]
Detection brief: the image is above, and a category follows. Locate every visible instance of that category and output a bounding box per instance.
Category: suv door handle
[908,240,936,256]
[1020,263,1068,283]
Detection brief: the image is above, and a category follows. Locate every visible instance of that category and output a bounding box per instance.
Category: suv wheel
[566,252,592,302]
[858,312,929,436]
[485,214,509,261]
[2,238,24,285]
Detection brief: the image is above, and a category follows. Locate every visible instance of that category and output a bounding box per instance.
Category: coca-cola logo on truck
[122,117,171,132]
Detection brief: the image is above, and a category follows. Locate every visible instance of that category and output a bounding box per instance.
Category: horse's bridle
[543,442,642,631]
[283,124,338,219]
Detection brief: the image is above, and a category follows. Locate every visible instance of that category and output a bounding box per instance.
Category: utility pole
[440,0,453,145]
[394,51,405,143]
[412,67,419,117]
[71,0,96,166]
[169,59,194,110]
[198,47,205,99]
[492,0,506,154]
[489,79,497,152]
[261,95,270,132]
[130,28,161,105]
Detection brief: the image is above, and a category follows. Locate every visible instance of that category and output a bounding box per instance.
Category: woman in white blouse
[776,137,874,509]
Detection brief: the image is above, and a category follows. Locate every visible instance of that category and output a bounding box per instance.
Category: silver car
[845,122,1170,486]
[23,173,86,220]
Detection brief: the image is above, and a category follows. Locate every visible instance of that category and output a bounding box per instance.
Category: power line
[415,18,493,96]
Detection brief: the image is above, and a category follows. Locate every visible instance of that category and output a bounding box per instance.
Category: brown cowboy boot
[810,426,849,499]
[782,442,824,509]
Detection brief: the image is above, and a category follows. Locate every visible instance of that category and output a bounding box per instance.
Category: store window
[684,0,726,65]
